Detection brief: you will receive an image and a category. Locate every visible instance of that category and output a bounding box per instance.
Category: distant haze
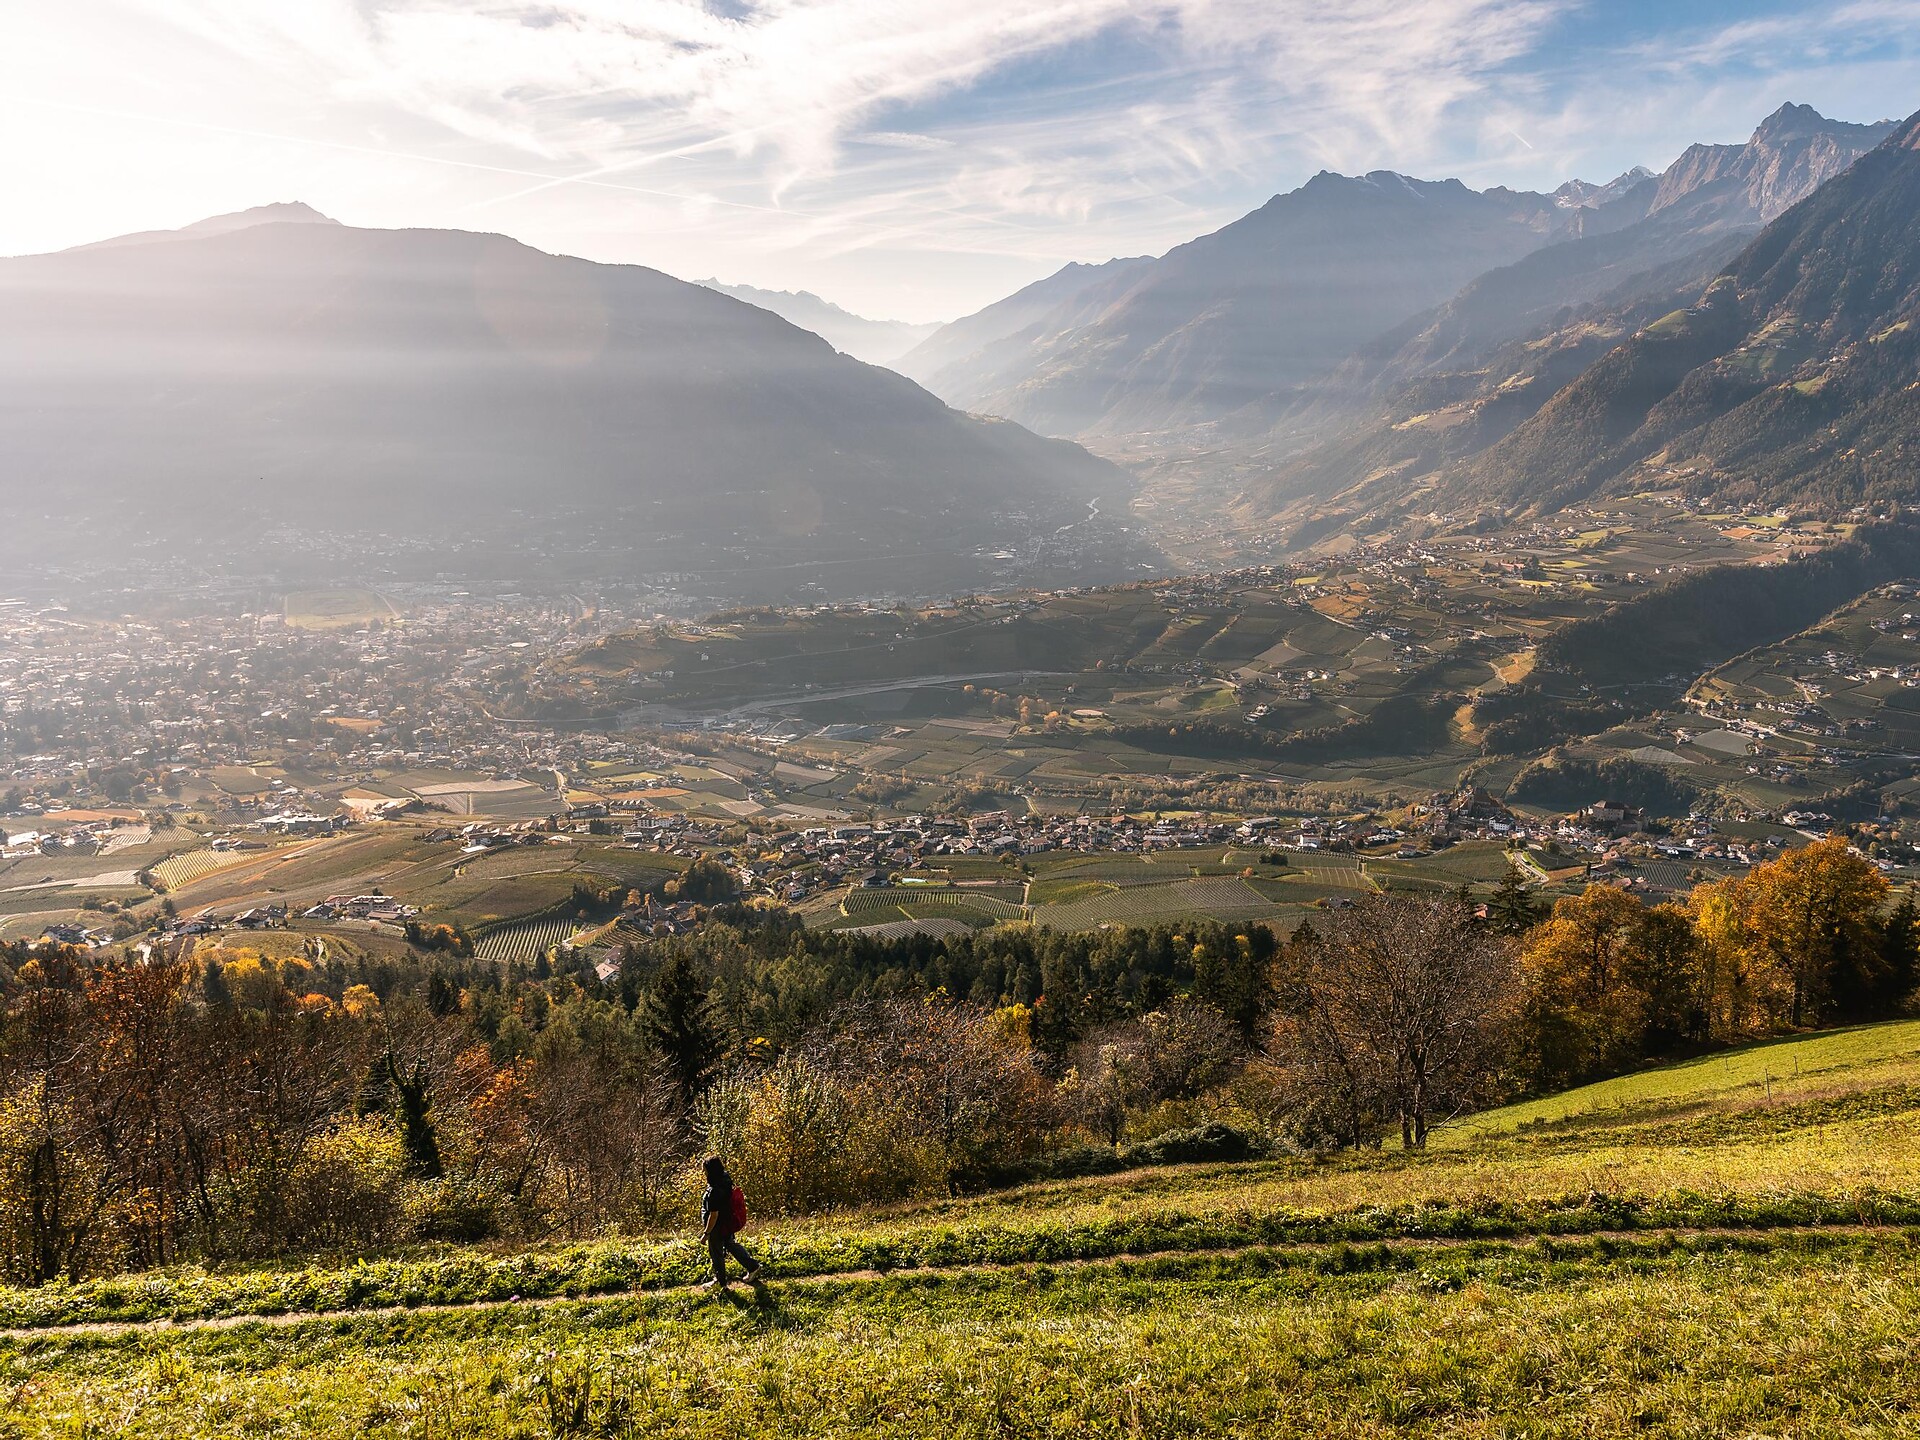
[0,207,1131,599]
[696,282,941,366]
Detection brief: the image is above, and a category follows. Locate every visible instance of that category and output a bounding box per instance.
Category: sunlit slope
[1455,1017,1920,1139]
[10,1016,1920,1434]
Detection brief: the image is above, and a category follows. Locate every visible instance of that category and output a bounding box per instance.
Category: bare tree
[1068,999,1243,1146]
[1270,895,1515,1149]
[814,996,1056,1193]
[515,1044,684,1230]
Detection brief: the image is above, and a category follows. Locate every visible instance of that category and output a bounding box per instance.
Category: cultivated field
[473,916,580,964]
[149,847,251,891]
[812,843,1528,934]
[283,589,399,630]
[1030,875,1285,929]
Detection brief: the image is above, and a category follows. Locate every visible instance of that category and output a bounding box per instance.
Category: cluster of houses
[36,921,118,948]
[153,903,294,937]
[5,826,110,857]
[257,810,347,836]
[298,894,419,924]
[693,784,1822,909]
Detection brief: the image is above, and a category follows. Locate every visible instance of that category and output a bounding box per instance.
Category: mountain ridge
[67,201,341,253]
[1232,102,1898,531]
[0,215,1134,598]
[910,172,1585,438]
[1429,104,1920,517]
[893,256,1151,397]
[695,279,941,365]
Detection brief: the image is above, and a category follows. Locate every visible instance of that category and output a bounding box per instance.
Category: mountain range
[0,208,1131,598]
[902,103,1894,457]
[899,176,1596,437]
[1436,108,1920,518]
[1229,104,1914,533]
[696,280,940,366]
[5,99,1915,598]
[1220,103,1900,530]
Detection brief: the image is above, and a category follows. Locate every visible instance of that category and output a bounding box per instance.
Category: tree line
[0,837,1909,1285]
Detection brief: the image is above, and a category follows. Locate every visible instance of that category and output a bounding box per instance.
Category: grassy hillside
[1455,1018,1920,1138]
[10,1020,1920,1435]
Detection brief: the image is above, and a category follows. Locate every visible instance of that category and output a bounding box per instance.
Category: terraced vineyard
[838,885,1026,928]
[473,916,577,964]
[840,887,922,917]
[898,889,1025,919]
[847,916,975,941]
[149,847,245,890]
[1031,857,1188,887]
[1285,855,1373,889]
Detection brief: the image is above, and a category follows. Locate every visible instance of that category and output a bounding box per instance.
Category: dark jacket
[701,1179,736,1238]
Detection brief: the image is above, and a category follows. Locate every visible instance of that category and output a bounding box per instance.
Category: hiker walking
[700,1155,761,1289]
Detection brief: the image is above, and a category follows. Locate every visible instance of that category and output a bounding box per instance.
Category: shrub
[699,1055,863,1215]
[401,1177,503,1244]
[284,1117,409,1251]
[1121,1121,1266,1167]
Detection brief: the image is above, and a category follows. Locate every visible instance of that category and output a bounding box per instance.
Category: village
[2,520,1915,957]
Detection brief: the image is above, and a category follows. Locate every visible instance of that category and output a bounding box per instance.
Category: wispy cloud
[116,0,1567,200]
[4,0,1918,318]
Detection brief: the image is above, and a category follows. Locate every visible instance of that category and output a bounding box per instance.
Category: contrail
[461,129,763,213]
[1,94,809,218]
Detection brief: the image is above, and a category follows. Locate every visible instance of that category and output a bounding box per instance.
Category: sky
[2,1,1917,321]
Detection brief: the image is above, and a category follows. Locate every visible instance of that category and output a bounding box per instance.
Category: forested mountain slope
[0,210,1129,592]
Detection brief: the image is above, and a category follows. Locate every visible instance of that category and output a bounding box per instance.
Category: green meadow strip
[4,1188,1916,1332]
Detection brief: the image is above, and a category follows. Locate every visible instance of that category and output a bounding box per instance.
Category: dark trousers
[708,1231,756,1283]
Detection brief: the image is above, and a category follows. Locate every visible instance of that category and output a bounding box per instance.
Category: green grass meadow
[8,1020,1920,1435]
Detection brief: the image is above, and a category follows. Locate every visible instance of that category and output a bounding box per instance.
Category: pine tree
[426,970,461,1018]
[1488,867,1542,935]
[384,1051,443,1179]
[617,944,646,1013]
[642,949,724,1107]
[1873,891,1920,1015]
[202,957,232,1010]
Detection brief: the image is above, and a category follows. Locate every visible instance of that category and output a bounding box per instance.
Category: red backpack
[729,1184,748,1230]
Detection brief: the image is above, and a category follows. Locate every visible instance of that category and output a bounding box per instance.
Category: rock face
[1235,104,1900,527]
[1555,167,1656,211]
[0,211,1131,594]
[1649,104,1896,226]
